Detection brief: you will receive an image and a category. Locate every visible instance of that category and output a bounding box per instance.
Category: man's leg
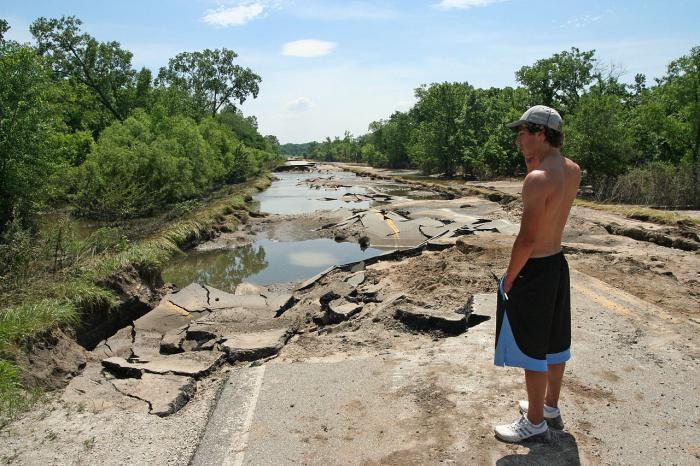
[545,362,565,408]
[524,370,547,424]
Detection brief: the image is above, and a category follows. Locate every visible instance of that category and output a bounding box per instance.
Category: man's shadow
[496,429,581,465]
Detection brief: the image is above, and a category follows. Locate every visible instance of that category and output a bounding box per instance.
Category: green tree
[0,19,8,43]
[30,16,135,122]
[133,67,153,110]
[263,135,280,154]
[380,112,412,168]
[479,86,529,176]
[0,42,61,233]
[217,107,266,149]
[157,48,261,118]
[567,92,633,178]
[515,47,596,114]
[661,46,700,165]
[360,143,387,166]
[409,82,471,176]
[280,142,313,157]
[72,112,220,218]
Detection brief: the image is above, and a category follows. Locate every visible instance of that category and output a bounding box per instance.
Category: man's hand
[499,273,512,301]
[502,276,514,294]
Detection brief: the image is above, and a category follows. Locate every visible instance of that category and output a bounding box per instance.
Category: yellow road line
[385,218,400,237]
[572,283,632,317]
[582,274,674,321]
[166,301,192,317]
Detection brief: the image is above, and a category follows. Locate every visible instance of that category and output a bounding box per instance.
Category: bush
[69,111,274,218]
[0,213,33,288]
[608,161,699,208]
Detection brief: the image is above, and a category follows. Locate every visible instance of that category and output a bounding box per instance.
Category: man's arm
[502,171,549,293]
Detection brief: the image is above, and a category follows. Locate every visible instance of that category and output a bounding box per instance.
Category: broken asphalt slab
[92,326,134,359]
[344,271,366,288]
[102,350,225,379]
[326,299,363,324]
[112,373,196,417]
[134,300,198,333]
[100,282,295,359]
[167,283,294,314]
[221,328,291,362]
[394,301,469,335]
[320,205,519,251]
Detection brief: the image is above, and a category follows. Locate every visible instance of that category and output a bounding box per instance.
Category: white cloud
[558,14,603,29]
[285,97,312,112]
[435,0,507,10]
[202,2,265,27]
[241,63,422,143]
[282,39,336,57]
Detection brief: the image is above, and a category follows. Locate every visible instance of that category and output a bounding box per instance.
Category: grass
[0,360,41,428]
[0,301,78,356]
[0,173,273,425]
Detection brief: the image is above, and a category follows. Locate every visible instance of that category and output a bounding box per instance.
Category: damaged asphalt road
[1,163,698,465]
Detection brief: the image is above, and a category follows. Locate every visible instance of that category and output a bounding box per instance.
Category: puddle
[254,172,372,214]
[162,238,383,291]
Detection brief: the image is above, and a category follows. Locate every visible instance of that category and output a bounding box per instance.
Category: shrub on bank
[69,111,278,219]
[586,161,699,208]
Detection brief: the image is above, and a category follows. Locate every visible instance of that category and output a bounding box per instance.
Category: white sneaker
[494,415,550,443]
[518,400,565,429]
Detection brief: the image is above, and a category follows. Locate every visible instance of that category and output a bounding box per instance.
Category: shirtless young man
[492,105,581,443]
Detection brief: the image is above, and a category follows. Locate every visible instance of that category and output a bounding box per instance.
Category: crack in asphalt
[109,380,154,413]
[201,284,212,307]
[166,299,194,315]
[128,325,136,360]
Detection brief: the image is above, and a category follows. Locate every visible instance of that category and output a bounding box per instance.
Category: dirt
[15,328,89,390]
[81,263,171,349]
[561,204,700,320]
[1,164,698,465]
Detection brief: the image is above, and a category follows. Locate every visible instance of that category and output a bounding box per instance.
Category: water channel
[162,170,386,291]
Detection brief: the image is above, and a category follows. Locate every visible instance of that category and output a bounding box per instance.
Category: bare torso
[529,154,581,257]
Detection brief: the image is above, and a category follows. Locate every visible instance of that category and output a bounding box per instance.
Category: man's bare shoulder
[522,169,551,196]
[563,156,582,175]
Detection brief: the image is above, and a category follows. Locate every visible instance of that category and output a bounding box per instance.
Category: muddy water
[252,171,372,213]
[162,238,381,291]
[163,170,390,290]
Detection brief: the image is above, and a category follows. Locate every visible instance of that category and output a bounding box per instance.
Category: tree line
[0,16,283,238]
[290,46,699,207]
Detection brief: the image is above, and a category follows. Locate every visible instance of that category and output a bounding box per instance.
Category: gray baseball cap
[507,105,562,131]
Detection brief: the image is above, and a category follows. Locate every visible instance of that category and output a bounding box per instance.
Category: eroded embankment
[2,175,274,398]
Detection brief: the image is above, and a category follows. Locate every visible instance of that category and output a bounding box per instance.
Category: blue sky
[3,0,698,143]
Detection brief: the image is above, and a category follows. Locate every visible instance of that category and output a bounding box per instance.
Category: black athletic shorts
[494,251,571,371]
